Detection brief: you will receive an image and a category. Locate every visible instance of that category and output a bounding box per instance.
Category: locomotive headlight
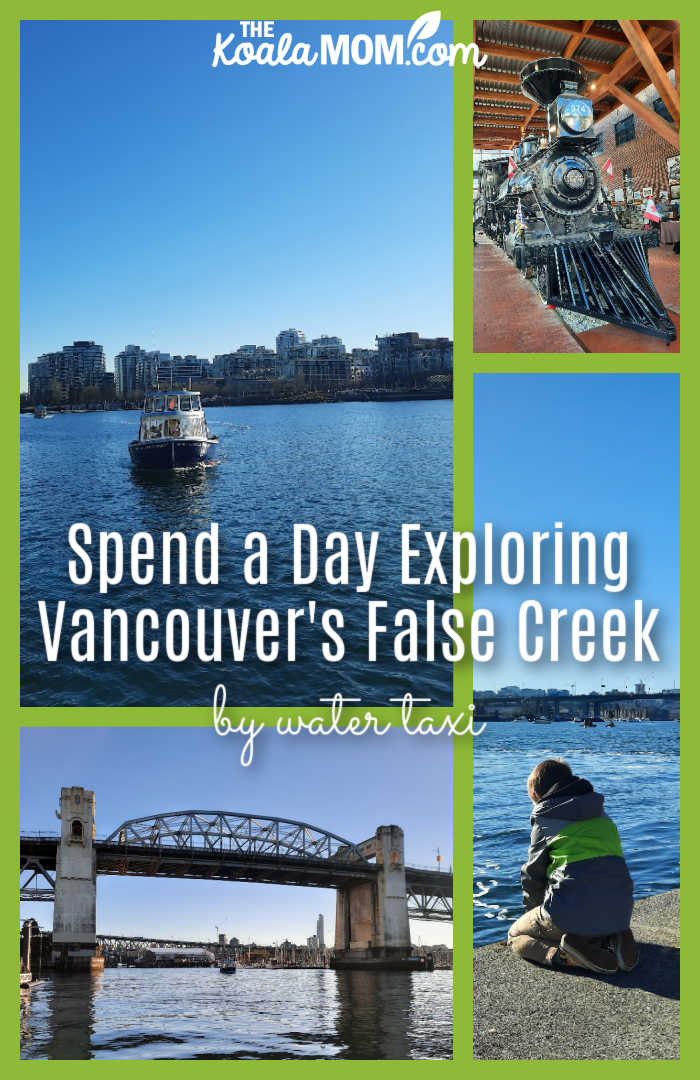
[558,98,594,134]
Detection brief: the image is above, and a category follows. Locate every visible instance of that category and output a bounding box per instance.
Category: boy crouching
[508,758,639,975]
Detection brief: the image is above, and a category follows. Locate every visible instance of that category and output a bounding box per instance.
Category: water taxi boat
[219,962,236,974]
[129,390,218,469]
[34,404,48,419]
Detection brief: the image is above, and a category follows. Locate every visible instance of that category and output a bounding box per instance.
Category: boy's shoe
[548,946,579,970]
[560,934,619,974]
[615,929,639,972]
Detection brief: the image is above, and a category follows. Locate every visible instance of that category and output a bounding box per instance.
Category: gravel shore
[474,890,680,1060]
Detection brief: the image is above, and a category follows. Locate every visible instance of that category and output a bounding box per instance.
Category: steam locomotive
[476,57,675,343]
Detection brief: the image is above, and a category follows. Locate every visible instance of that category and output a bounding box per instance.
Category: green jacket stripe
[547,816,624,877]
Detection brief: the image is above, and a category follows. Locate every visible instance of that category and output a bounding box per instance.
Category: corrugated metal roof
[572,38,625,64]
[474,74,525,90]
[474,102,533,113]
[476,21,570,55]
[479,56,529,76]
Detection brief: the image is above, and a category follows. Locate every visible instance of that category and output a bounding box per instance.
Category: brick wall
[592,72,678,199]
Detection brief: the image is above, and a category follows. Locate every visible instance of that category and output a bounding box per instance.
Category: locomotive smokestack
[520,56,589,107]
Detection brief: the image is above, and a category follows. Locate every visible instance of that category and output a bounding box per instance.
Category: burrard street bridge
[20,788,452,971]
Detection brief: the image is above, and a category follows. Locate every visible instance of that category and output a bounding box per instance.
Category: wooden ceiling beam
[609,84,679,150]
[592,56,676,125]
[590,27,672,102]
[563,19,594,59]
[519,103,539,134]
[474,107,546,119]
[474,114,546,127]
[672,29,679,94]
[475,70,524,87]
[474,89,532,104]
[593,52,674,107]
[515,20,628,46]
[474,125,526,135]
[618,19,679,125]
[641,21,680,33]
[516,19,676,48]
[476,39,612,73]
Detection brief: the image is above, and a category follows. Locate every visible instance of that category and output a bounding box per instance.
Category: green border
[9,5,688,1069]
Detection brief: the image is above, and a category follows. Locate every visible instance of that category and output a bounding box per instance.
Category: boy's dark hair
[528,758,573,799]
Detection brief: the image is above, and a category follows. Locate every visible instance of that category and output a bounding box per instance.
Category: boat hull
[129,438,217,469]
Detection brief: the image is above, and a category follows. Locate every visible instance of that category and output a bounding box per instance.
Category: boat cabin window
[152,395,165,412]
[179,395,192,411]
[141,417,165,440]
[140,415,206,440]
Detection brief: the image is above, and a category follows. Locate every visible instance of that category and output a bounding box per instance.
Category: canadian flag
[603,158,613,178]
[643,197,660,223]
[508,155,516,179]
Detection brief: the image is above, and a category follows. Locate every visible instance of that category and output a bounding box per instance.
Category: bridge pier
[332,825,417,970]
[52,787,103,973]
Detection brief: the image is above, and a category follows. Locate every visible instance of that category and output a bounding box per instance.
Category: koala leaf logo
[406,11,442,50]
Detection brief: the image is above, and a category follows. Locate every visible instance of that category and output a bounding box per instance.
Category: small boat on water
[219,962,236,974]
[129,389,218,469]
[34,404,48,419]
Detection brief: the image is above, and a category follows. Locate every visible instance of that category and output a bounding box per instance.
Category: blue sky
[20,727,453,947]
[20,19,453,387]
[474,373,680,693]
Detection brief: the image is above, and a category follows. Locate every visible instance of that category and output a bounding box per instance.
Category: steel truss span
[406,886,453,921]
[105,811,370,864]
[20,856,56,902]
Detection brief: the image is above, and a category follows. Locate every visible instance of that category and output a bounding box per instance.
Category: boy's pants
[507,906,565,965]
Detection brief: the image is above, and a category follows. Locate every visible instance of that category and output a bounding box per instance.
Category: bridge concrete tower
[332,825,414,970]
[52,786,104,972]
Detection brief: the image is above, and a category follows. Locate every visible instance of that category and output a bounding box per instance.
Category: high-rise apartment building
[114,344,148,396]
[28,340,112,403]
[375,332,453,381]
[276,328,306,358]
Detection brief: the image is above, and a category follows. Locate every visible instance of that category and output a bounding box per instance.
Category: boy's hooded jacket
[521,775,634,935]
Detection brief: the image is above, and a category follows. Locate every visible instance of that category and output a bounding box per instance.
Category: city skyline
[20,727,453,948]
[20,19,452,388]
[25,328,453,400]
[475,679,679,696]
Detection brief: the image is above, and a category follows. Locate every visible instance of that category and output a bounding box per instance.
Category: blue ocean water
[21,968,453,1060]
[473,720,680,945]
[20,401,452,706]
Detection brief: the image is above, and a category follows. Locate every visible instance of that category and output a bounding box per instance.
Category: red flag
[643,197,660,223]
[603,158,613,178]
[507,155,516,179]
